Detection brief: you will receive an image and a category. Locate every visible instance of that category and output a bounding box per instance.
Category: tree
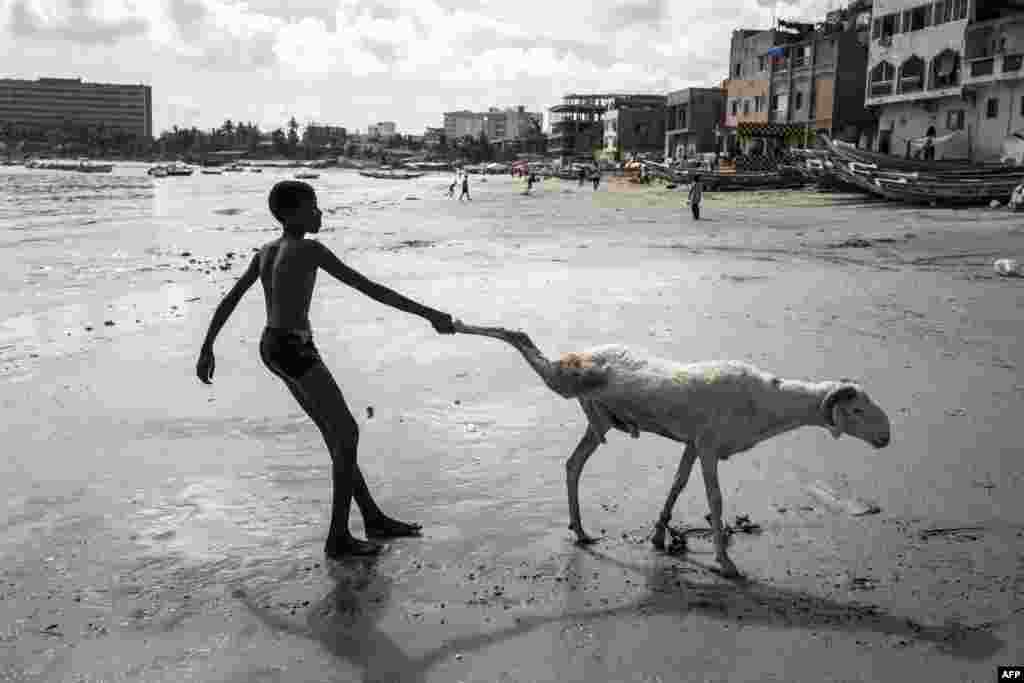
[272,127,288,157]
[287,117,300,156]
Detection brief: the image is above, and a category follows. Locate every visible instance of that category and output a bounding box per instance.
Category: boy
[688,173,704,220]
[447,176,457,198]
[459,173,471,201]
[196,180,456,558]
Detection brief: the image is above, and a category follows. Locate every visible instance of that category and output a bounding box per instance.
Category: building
[443,110,485,139]
[768,6,875,144]
[865,0,973,158]
[721,2,875,161]
[548,93,665,161]
[367,121,397,138]
[962,1,1024,161]
[443,106,541,143]
[0,76,152,139]
[423,127,445,147]
[664,88,726,160]
[303,124,347,149]
[603,95,667,159]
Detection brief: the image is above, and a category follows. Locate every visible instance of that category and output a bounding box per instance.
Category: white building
[443,106,541,142]
[866,0,1024,161]
[367,121,397,138]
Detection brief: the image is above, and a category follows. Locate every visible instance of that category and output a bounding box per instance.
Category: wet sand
[2,170,1023,681]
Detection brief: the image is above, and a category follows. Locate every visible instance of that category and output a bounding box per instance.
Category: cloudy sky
[1,0,837,135]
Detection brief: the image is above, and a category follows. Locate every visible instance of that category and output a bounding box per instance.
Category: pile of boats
[358,168,424,180]
[23,158,114,173]
[637,160,807,191]
[147,162,194,177]
[820,138,1024,206]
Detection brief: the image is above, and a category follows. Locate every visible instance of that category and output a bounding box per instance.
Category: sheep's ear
[822,385,858,438]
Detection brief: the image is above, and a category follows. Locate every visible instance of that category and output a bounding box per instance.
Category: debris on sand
[667,514,764,553]
[805,481,881,516]
[366,406,374,419]
[994,258,1023,277]
[827,236,904,249]
[385,240,437,252]
[213,208,244,215]
[917,526,986,542]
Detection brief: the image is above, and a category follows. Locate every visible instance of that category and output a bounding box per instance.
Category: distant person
[592,170,601,190]
[459,173,471,201]
[688,174,704,220]
[447,177,457,198]
[578,167,586,187]
[525,173,536,195]
[195,180,456,558]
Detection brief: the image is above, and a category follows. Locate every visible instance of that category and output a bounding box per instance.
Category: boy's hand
[430,312,456,335]
[196,348,216,384]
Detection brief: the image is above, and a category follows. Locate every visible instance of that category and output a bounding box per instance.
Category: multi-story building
[443,110,485,140]
[443,106,541,143]
[367,121,397,139]
[721,2,875,160]
[664,88,725,160]
[303,124,347,149]
[0,76,152,139]
[865,0,972,158]
[603,95,667,159]
[548,93,665,161]
[960,2,1024,161]
[769,6,875,144]
[423,127,445,147]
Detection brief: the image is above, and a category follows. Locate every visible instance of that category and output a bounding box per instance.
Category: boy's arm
[314,241,447,322]
[200,254,261,352]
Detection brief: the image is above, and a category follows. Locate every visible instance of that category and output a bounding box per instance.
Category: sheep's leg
[566,426,603,544]
[699,449,741,579]
[652,443,698,551]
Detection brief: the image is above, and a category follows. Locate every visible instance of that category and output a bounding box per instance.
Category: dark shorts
[260,327,323,380]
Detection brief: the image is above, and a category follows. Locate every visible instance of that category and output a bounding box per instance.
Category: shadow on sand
[240,545,1003,682]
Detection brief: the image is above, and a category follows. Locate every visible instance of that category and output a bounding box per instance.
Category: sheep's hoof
[651,529,666,551]
[573,533,600,546]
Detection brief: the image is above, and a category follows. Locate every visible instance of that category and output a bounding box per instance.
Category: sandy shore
[2,171,1023,682]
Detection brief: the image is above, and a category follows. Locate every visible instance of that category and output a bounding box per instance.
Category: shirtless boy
[196,180,456,558]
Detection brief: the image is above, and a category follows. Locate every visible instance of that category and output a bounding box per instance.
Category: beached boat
[223,164,246,172]
[147,162,194,177]
[201,167,223,175]
[249,167,263,173]
[294,172,320,179]
[24,158,113,173]
[638,160,807,191]
[824,137,1024,206]
[358,170,425,180]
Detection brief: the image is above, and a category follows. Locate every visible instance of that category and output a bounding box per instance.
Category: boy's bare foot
[365,516,423,539]
[324,536,383,558]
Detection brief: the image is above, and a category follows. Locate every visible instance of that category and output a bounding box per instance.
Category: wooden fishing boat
[824,137,1024,206]
[639,160,808,191]
[357,170,425,180]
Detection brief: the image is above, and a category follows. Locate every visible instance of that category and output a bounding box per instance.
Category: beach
[2,165,1022,682]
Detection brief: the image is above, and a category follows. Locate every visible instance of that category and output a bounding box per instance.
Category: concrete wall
[970,79,1024,160]
[875,96,972,158]
[834,30,876,136]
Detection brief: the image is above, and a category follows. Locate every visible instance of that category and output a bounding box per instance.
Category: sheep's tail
[452,320,605,398]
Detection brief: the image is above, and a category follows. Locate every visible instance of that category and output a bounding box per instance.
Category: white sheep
[452,320,892,579]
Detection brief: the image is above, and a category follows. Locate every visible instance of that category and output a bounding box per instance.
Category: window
[755,95,765,112]
[771,94,781,110]
[901,10,911,33]
[732,100,739,116]
[870,61,896,96]
[946,109,964,130]
[758,55,767,71]
[744,99,751,114]
[899,56,925,93]
[931,50,960,88]
[880,14,897,38]
[1004,54,1023,72]
[734,63,742,77]
[950,0,967,20]
[986,98,999,119]
[795,91,804,109]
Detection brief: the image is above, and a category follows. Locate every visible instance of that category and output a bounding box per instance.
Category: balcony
[870,81,894,97]
[963,53,1024,85]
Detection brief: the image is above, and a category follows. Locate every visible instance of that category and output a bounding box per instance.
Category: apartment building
[303,124,347,148]
[603,95,666,159]
[367,121,397,138]
[866,0,973,157]
[664,87,725,159]
[0,77,152,139]
[548,93,664,161]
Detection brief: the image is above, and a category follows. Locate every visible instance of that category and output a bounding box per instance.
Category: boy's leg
[692,203,700,220]
[285,364,421,557]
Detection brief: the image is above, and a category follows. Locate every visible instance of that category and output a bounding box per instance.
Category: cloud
[1,0,845,133]
[7,0,149,44]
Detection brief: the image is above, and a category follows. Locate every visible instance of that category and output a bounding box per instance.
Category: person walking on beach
[525,172,536,195]
[447,176,457,198]
[688,174,704,220]
[578,167,586,187]
[195,180,456,558]
[459,173,471,201]
[592,170,601,190]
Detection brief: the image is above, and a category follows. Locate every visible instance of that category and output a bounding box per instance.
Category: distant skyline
[1,0,837,135]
